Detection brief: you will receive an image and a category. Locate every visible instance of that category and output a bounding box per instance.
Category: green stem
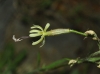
[70,29,87,36]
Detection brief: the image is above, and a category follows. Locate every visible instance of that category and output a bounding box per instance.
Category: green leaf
[87,57,100,62]
[89,50,100,57]
[42,58,70,71]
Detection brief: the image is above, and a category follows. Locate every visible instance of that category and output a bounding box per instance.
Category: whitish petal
[32,35,44,45]
[44,23,50,31]
[29,30,40,33]
[40,37,45,47]
[29,33,41,37]
[31,25,43,31]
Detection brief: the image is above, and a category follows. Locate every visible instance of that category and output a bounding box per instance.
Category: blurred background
[0,0,100,74]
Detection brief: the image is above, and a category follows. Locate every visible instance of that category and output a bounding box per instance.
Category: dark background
[0,0,100,74]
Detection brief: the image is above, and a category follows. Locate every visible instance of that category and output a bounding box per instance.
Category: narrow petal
[29,30,40,33]
[31,25,43,31]
[40,37,45,47]
[29,33,41,37]
[44,23,50,31]
[32,35,44,45]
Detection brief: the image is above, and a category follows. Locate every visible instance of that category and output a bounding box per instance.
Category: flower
[29,23,50,47]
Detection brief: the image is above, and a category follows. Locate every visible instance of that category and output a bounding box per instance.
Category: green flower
[29,23,50,47]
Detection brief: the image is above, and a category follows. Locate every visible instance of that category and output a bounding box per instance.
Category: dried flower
[84,30,98,40]
[97,64,100,68]
[12,35,29,42]
[68,59,77,67]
